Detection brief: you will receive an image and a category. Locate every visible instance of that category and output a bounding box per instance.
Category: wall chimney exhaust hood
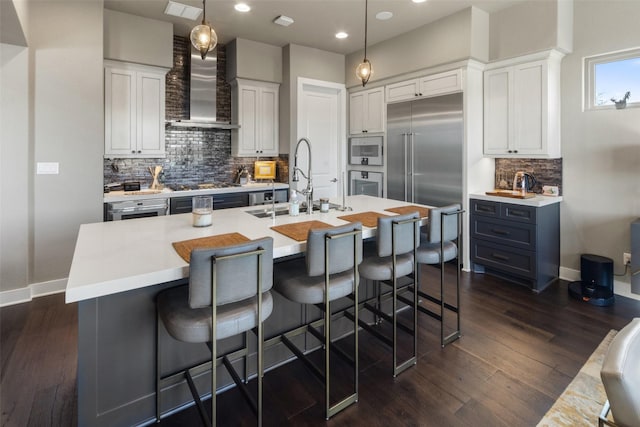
[167,46,239,129]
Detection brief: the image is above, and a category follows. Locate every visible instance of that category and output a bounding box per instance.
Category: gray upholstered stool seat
[158,286,273,343]
[415,203,463,347]
[273,222,362,419]
[599,317,640,427]
[358,253,414,281]
[358,212,420,377]
[415,240,457,265]
[156,237,273,426]
[275,264,355,305]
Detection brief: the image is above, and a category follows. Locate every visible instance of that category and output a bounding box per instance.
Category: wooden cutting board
[172,232,250,263]
[485,190,536,199]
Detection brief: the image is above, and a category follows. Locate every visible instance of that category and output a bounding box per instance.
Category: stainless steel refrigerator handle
[409,132,415,203]
[402,133,408,202]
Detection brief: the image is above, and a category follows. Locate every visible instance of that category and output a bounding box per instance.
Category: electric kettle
[513,171,537,193]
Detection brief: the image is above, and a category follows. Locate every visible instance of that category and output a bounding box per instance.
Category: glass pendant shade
[356,59,372,86]
[190,23,217,60]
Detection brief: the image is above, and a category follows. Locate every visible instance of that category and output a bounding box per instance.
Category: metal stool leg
[156,304,161,423]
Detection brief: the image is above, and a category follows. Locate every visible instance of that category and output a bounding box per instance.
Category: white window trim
[583,46,640,111]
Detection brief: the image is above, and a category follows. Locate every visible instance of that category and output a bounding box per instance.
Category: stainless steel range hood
[167,46,239,129]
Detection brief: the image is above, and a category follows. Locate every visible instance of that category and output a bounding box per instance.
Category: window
[584,47,640,111]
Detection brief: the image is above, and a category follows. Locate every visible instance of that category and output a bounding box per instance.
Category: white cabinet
[231,79,279,157]
[104,61,168,158]
[483,50,563,158]
[386,69,462,104]
[349,87,385,135]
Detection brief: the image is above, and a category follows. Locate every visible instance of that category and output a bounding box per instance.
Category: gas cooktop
[167,182,241,191]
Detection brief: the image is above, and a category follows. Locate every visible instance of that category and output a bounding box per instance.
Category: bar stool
[156,237,274,426]
[273,222,362,419]
[358,212,420,377]
[415,204,463,347]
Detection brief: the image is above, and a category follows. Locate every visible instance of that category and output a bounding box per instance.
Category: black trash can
[568,254,615,306]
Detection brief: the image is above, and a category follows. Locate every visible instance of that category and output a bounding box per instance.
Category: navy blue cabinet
[470,198,560,292]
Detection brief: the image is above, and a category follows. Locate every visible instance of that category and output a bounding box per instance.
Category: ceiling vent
[273,15,294,27]
[164,1,202,21]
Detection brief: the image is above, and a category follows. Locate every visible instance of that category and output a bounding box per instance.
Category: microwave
[349,136,383,166]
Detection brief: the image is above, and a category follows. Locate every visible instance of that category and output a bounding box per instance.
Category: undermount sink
[246,205,290,218]
[246,202,341,218]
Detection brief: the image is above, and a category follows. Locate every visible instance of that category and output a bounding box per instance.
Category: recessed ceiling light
[164,0,201,20]
[412,0,427,3]
[234,3,250,12]
[376,11,393,20]
[273,15,294,27]
[335,32,348,39]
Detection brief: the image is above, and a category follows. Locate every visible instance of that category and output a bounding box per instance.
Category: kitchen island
[66,195,430,426]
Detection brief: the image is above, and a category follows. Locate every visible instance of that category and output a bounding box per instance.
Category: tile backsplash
[103,36,288,188]
[494,158,563,195]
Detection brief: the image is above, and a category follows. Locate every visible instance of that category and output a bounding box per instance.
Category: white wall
[0,0,27,46]
[0,44,29,294]
[560,0,640,291]
[345,7,488,89]
[0,0,104,300]
[104,8,172,68]
[226,38,282,83]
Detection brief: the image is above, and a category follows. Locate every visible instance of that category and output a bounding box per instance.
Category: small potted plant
[611,91,631,109]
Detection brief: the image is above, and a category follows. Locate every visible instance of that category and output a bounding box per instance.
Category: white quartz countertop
[103,182,290,203]
[66,195,430,303]
[470,192,562,207]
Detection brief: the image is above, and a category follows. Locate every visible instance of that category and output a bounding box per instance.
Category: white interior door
[297,78,346,200]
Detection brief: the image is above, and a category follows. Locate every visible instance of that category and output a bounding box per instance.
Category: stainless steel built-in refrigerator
[387,92,463,207]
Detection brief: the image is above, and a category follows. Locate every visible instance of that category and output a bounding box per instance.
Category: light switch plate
[37,162,59,175]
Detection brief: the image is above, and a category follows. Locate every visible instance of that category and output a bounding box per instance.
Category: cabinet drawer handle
[477,206,494,213]
[510,210,528,217]
[491,228,511,236]
[491,253,510,261]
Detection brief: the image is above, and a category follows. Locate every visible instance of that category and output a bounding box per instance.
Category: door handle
[491,253,510,261]
[409,132,415,203]
[330,178,338,183]
[402,133,408,202]
[491,228,511,236]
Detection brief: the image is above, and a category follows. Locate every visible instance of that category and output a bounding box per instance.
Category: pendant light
[190,0,217,60]
[355,0,372,87]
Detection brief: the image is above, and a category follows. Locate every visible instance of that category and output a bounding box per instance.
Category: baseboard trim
[0,278,67,307]
[560,267,640,301]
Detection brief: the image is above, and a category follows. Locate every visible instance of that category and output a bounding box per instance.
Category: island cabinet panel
[76,274,378,426]
[470,198,559,292]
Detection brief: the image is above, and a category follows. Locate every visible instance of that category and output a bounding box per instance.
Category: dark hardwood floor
[2,267,639,426]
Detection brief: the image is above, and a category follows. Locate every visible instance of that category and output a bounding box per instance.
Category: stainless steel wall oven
[350,171,383,197]
[105,198,169,221]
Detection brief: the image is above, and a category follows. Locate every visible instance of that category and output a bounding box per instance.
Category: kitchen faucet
[292,137,313,214]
